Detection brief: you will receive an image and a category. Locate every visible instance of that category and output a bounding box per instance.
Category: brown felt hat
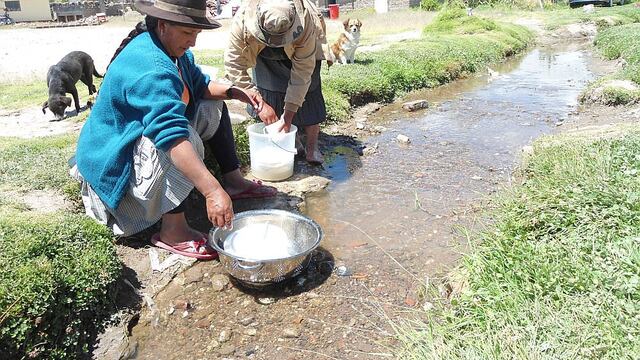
[134,0,220,29]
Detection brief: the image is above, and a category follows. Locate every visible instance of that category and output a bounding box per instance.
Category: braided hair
[107,16,159,68]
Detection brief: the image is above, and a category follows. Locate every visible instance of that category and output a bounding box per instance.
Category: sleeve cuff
[284,102,300,113]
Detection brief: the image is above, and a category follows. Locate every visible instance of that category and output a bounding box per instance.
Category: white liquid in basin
[224,223,295,260]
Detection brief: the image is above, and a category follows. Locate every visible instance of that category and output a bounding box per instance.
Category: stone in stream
[402,100,429,112]
[396,134,411,144]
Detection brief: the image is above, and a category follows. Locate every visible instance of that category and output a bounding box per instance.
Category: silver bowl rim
[208,209,323,263]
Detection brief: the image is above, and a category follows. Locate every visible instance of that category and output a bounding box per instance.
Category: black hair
[107,16,159,68]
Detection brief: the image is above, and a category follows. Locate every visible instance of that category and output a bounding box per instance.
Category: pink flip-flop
[150,232,218,260]
[229,180,277,201]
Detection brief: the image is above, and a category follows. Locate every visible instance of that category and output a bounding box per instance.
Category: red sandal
[150,233,218,260]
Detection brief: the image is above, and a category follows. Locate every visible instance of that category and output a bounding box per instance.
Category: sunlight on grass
[396,126,640,359]
[0,78,102,111]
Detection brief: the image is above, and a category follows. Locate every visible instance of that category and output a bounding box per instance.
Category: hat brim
[135,1,221,29]
[245,0,305,47]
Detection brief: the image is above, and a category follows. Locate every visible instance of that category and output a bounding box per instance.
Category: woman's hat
[134,0,221,29]
[245,0,305,47]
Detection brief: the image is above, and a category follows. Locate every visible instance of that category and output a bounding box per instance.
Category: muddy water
[129,43,599,359]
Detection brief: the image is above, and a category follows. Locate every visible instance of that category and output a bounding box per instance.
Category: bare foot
[306,148,324,165]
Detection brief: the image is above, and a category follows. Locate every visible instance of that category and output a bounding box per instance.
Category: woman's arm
[167,138,233,228]
[202,82,278,124]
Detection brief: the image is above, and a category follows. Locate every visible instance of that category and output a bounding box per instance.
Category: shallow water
[129,42,600,359]
[307,43,596,274]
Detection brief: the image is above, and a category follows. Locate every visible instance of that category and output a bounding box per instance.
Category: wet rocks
[402,100,429,112]
[396,134,411,144]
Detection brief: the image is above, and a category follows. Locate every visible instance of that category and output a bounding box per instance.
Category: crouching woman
[71,0,276,260]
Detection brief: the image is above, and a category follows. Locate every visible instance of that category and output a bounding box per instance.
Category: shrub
[0,212,121,359]
[420,0,442,11]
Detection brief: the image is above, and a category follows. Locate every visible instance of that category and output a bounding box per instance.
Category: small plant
[420,0,442,11]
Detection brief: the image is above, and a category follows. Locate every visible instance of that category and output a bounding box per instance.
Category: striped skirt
[70,100,223,237]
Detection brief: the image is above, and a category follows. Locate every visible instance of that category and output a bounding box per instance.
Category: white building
[2,0,52,22]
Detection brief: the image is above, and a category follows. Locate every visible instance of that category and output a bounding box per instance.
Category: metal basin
[209,209,323,287]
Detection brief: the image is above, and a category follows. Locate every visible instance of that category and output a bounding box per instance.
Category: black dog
[42,51,103,120]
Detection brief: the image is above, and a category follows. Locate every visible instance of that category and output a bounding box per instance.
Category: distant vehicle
[569,0,625,8]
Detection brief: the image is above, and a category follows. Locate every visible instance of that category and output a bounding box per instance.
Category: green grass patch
[581,23,640,105]
[0,211,121,359]
[543,3,640,30]
[0,135,77,195]
[322,10,533,119]
[397,128,640,359]
[0,78,102,111]
[192,49,225,76]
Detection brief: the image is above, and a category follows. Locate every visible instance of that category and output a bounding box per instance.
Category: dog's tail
[93,68,103,78]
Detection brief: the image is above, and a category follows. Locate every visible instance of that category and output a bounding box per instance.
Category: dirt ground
[2,14,640,360]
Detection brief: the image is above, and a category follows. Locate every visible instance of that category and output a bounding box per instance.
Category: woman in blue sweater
[72,0,278,260]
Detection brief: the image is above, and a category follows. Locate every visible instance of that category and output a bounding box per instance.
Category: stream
[127,42,601,359]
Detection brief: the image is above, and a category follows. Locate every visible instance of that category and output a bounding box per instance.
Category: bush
[420,0,442,11]
[0,212,121,359]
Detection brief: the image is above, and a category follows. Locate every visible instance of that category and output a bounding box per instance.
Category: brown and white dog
[329,18,362,65]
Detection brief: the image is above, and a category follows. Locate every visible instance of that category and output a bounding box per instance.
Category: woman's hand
[204,187,234,229]
[279,110,296,133]
[232,88,278,125]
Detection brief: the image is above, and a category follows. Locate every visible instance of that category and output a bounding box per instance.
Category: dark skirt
[248,47,326,127]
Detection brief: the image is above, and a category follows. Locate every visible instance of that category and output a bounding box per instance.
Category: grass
[580,23,640,105]
[396,127,640,359]
[0,78,102,111]
[0,135,78,195]
[322,8,534,120]
[541,3,640,30]
[0,210,121,359]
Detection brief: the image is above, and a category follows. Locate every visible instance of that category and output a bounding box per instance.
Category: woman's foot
[154,212,216,260]
[223,174,277,200]
[306,146,324,165]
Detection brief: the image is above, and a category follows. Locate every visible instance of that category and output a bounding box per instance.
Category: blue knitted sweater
[76,31,210,209]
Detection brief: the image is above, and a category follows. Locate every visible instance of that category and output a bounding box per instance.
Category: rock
[243,327,258,336]
[335,265,352,277]
[239,316,255,326]
[582,4,594,13]
[402,100,429,112]
[195,318,211,329]
[423,302,435,311]
[218,344,236,356]
[471,176,483,181]
[211,274,229,291]
[363,143,378,156]
[173,299,191,310]
[258,297,276,305]
[184,267,204,284]
[206,340,220,351]
[373,125,387,132]
[282,327,301,338]
[219,329,232,343]
[396,134,411,144]
[522,145,534,156]
[355,122,365,130]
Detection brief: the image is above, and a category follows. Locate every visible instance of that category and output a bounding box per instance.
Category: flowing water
[128,42,602,359]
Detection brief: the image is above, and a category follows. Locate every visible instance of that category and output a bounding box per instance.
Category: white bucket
[247,123,297,181]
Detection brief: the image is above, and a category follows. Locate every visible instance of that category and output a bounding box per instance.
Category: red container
[328,4,339,19]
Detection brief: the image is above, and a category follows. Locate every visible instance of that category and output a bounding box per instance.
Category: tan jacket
[224,0,327,113]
